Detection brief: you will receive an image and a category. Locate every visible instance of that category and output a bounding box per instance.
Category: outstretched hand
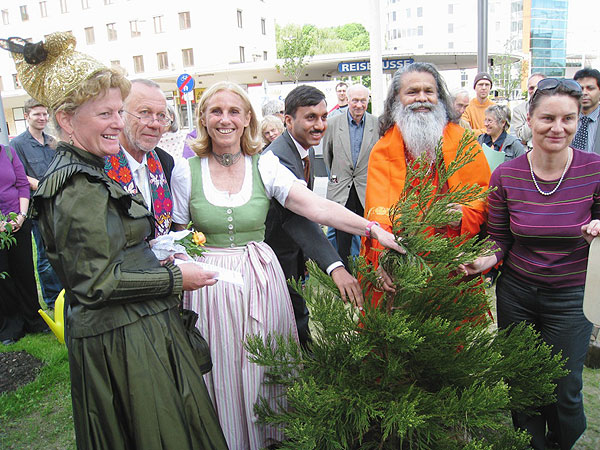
[331,266,363,309]
[179,263,218,291]
[371,225,405,255]
[582,219,600,245]
[458,254,497,277]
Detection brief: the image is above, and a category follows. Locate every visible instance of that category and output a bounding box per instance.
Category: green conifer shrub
[246,132,566,449]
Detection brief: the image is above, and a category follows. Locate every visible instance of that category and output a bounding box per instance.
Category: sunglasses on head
[531,78,582,102]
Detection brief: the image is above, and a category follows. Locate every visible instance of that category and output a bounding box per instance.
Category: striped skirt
[184,241,299,450]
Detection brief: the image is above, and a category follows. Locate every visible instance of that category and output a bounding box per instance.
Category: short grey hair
[261,98,284,117]
[485,104,511,131]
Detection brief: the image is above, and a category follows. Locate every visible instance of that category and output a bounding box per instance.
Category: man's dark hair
[24,97,46,114]
[574,68,600,89]
[378,62,456,137]
[285,85,326,118]
[335,81,348,91]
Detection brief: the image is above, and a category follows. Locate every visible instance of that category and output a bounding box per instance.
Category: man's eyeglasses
[123,110,172,127]
[531,78,582,102]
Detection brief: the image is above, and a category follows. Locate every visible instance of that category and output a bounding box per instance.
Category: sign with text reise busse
[337,58,414,73]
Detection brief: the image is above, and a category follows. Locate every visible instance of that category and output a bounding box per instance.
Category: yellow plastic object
[38,289,65,344]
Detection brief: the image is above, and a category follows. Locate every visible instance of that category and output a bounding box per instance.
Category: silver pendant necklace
[212,151,242,167]
[527,149,571,196]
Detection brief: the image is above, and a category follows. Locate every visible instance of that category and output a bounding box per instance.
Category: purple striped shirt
[488,149,600,288]
[0,145,30,216]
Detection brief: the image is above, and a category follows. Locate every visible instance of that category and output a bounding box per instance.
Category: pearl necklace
[527,149,571,196]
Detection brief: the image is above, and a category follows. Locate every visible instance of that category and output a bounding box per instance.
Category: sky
[272,0,368,28]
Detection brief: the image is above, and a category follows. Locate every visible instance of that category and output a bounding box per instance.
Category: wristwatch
[17,212,27,219]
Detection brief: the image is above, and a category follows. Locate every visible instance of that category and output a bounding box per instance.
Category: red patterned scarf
[104,148,172,237]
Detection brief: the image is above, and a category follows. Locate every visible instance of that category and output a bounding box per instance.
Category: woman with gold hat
[1,33,228,449]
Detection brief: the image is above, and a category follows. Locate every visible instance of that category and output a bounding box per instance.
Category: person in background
[261,97,285,122]
[328,81,349,117]
[4,32,228,449]
[573,68,600,154]
[260,114,284,150]
[11,98,62,309]
[158,104,188,160]
[0,143,48,345]
[451,88,472,129]
[171,81,401,450]
[462,72,495,136]
[461,78,600,450]
[323,84,378,268]
[478,104,525,162]
[510,72,546,149]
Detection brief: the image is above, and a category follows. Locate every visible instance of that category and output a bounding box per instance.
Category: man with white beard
[362,63,491,295]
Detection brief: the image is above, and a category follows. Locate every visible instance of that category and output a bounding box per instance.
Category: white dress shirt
[123,148,152,209]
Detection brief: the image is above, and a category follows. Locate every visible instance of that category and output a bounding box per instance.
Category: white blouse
[171,152,305,225]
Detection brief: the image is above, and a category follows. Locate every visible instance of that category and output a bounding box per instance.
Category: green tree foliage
[275,23,370,82]
[246,132,566,449]
[275,24,317,83]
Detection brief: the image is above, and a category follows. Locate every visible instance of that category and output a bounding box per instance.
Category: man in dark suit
[573,68,600,154]
[323,84,379,268]
[265,85,361,347]
[106,79,175,235]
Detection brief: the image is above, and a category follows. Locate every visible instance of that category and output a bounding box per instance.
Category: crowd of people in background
[1,30,600,450]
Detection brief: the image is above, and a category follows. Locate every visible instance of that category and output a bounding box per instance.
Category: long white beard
[393,101,448,160]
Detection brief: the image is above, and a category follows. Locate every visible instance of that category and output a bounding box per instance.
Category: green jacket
[33,143,182,338]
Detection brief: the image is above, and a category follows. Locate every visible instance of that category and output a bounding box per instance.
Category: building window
[261,17,266,35]
[406,8,411,18]
[417,6,423,17]
[133,55,144,73]
[111,60,121,67]
[39,1,48,17]
[153,15,164,33]
[130,20,141,37]
[20,5,29,21]
[417,26,423,36]
[2,9,9,25]
[460,70,468,87]
[81,0,89,9]
[237,9,243,28]
[179,11,191,29]
[448,23,453,33]
[448,4,453,14]
[182,48,194,67]
[60,0,68,14]
[448,42,454,49]
[157,52,169,70]
[13,74,22,89]
[392,11,396,21]
[104,0,114,4]
[263,51,267,60]
[107,23,117,41]
[85,26,95,44]
[239,46,245,63]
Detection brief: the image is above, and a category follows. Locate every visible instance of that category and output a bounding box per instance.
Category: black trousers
[0,219,47,341]
[336,184,364,269]
[497,270,592,450]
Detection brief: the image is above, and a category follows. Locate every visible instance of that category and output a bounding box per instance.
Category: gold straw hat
[0,32,105,110]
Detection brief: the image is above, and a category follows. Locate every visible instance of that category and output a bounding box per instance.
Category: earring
[69,134,73,145]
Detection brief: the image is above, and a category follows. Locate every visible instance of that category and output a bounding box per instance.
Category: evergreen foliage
[246,132,566,449]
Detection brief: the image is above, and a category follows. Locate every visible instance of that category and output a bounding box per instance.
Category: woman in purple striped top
[461,79,600,449]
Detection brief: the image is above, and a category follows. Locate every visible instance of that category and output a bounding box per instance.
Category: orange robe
[362,122,491,269]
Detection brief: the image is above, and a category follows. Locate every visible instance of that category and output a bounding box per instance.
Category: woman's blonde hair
[52,67,130,133]
[189,81,262,157]
[260,115,285,145]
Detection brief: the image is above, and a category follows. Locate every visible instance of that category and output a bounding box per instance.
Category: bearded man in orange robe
[363,62,491,295]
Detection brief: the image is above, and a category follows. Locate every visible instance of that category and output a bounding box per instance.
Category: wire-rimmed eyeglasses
[123,110,172,127]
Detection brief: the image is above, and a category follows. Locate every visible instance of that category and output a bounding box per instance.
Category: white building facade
[0,0,276,135]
